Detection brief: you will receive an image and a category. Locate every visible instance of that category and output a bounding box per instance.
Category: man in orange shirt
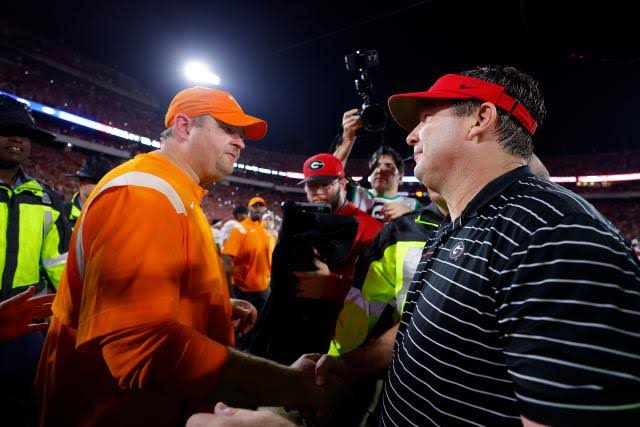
[222,197,272,313]
[35,87,341,427]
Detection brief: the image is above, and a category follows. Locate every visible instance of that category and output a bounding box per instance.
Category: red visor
[388,74,538,135]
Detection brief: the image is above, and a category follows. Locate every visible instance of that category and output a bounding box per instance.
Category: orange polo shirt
[222,218,271,292]
[35,152,234,427]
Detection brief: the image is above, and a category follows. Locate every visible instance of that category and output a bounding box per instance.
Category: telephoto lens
[360,103,387,133]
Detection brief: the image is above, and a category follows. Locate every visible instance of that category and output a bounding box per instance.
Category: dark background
[4,0,640,159]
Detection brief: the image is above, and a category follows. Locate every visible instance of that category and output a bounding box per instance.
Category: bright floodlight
[184,61,221,86]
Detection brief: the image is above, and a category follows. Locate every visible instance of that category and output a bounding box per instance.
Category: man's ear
[468,102,499,140]
[172,113,192,142]
[340,177,348,190]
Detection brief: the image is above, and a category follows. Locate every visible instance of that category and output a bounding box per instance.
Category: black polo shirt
[380,166,640,426]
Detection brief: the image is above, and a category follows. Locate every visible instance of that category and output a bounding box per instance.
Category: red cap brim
[388,74,538,135]
[388,90,474,131]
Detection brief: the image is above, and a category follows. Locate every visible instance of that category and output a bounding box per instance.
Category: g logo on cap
[309,160,325,170]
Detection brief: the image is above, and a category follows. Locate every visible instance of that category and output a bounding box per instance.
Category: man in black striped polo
[314,66,640,426]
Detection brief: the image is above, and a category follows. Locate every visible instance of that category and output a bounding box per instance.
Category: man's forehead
[377,154,396,163]
[375,154,399,168]
[417,100,454,115]
[305,178,336,185]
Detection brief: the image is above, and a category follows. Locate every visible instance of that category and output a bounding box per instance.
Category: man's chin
[0,158,22,169]
[373,183,391,194]
[414,169,428,186]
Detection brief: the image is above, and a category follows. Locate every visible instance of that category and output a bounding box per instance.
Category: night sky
[4,0,640,159]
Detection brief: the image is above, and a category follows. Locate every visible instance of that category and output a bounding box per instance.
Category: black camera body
[344,49,388,133]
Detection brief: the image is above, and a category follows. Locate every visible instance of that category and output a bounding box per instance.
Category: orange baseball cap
[248,196,266,207]
[164,86,268,140]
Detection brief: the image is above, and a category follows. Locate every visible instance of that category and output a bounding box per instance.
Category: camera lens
[361,104,387,133]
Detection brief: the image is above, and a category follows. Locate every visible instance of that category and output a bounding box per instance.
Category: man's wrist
[341,134,355,144]
[281,366,317,409]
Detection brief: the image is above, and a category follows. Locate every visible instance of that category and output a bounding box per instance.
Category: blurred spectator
[222,197,272,315]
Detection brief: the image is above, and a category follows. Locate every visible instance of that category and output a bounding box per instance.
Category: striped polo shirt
[380,166,640,426]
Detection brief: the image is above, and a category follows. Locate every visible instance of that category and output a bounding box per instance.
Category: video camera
[344,49,388,133]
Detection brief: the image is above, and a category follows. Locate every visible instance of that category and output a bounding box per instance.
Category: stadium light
[184,61,221,86]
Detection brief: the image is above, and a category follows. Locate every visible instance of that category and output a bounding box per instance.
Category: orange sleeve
[221,226,244,257]
[76,186,186,347]
[100,321,228,397]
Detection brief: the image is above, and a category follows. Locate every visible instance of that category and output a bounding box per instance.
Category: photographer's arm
[333,108,363,168]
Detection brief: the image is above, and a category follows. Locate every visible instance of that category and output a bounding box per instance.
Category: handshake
[188,353,368,427]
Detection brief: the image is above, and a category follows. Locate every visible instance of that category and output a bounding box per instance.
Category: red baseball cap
[299,153,345,184]
[388,74,538,135]
[165,87,267,140]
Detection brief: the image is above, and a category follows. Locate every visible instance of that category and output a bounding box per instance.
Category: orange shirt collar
[146,151,207,203]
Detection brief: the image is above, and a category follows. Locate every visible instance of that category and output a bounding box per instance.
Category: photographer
[294,153,381,303]
[334,109,420,222]
[249,154,382,366]
[337,50,419,222]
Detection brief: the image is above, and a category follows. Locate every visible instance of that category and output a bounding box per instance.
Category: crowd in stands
[25,138,640,242]
[2,25,637,242]
[26,140,307,221]
[27,141,87,199]
[560,181,640,194]
[540,151,640,176]
[592,200,640,241]
[0,55,164,140]
[2,23,159,106]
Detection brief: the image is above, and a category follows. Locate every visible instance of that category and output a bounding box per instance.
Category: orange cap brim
[212,112,268,140]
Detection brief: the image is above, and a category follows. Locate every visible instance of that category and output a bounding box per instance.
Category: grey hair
[160,115,210,142]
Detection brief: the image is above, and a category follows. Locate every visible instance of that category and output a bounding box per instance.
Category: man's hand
[230,299,257,338]
[315,354,354,386]
[342,108,363,142]
[293,258,331,299]
[290,353,348,425]
[0,286,55,343]
[381,201,413,222]
[186,402,295,427]
[334,109,363,167]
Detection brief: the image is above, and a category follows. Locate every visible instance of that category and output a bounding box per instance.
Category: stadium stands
[3,25,638,242]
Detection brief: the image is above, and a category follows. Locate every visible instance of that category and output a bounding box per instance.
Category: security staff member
[0,94,71,425]
[65,155,114,227]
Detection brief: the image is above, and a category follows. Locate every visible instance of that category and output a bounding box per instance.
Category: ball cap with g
[299,153,345,185]
[165,87,268,140]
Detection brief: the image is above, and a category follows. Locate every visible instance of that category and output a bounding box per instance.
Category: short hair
[451,66,546,162]
[368,145,405,177]
[160,114,209,142]
[232,204,248,217]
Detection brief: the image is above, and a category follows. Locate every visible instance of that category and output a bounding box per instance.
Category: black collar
[440,165,533,229]
[461,165,533,220]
